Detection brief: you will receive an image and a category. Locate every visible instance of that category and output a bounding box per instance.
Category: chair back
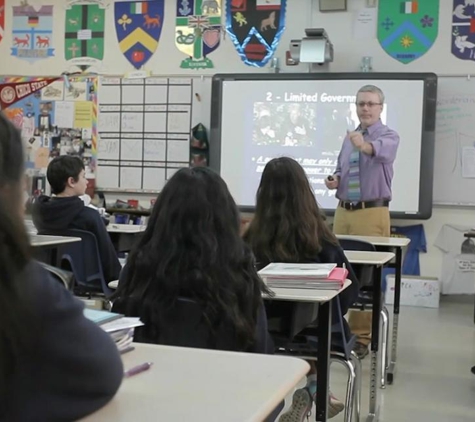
[38,262,75,290]
[113,296,241,351]
[38,228,113,297]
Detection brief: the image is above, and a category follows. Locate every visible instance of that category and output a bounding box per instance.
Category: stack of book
[84,309,144,353]
[258,263,348,290]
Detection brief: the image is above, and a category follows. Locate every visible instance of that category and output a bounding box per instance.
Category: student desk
[344,250,394,422]
[79,343,310,422]
[107,224,145,253]
[30,234,81,266]
[266,280,352,422]
[338,235,411,385]
[106,224,146,234]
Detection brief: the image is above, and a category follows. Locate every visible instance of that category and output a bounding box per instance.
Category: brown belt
[339,200,389,211]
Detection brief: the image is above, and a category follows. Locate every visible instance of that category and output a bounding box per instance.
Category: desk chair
[38,229,115,300]
[268,299,361,422]
[339,238,390,389]
[38,262,75,290]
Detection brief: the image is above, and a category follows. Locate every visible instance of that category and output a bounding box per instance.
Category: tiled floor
[278,296,475,421]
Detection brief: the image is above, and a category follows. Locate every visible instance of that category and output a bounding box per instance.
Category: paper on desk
[462,147,475,178]
[101,317,144,333]
[353,8,377,39]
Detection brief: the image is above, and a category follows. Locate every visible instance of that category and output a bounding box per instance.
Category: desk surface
[79,343,309,422]
[337,234,410,247]
[267,279,352,302]
[30,235,82,247]
[107,224,146,234]
[344,250,395,265]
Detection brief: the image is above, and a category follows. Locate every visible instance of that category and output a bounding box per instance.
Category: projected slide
[219,79,423,213]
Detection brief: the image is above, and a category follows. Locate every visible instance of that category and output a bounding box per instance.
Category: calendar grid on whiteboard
[98,77,193,192]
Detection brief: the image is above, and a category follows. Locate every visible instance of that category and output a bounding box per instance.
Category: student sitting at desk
[32,155,121,283]
[113,167,273,352]
[0,113,123,422]
[243,157,359,421]
[112,167,283,420]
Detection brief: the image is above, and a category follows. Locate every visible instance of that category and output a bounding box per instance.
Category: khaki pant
[333,205,390,346]
[333,206,390,237]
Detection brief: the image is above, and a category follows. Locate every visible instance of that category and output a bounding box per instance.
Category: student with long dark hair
[244,157,359,421]
[0,113,123,422]
[113,166,273,353]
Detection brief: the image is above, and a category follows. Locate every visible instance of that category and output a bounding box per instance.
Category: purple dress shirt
[334,120,400,202]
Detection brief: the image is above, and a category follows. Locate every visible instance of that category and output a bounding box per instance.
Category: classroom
[1,0,475,421]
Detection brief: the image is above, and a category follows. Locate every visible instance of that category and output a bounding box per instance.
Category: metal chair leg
[380,309,389,389]
[350,350,361,422]
[383,306,391,370]
[330,356,356,422]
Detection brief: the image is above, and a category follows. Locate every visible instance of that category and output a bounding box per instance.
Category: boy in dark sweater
[33,156,121,282]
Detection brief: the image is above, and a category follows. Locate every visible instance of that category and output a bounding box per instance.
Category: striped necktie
[347,129,367,202]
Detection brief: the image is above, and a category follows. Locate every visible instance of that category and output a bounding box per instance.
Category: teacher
[325,84,400,359]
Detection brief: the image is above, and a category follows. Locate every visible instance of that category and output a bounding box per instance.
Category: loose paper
[35,147,50,168]
[55,101,75,128]
[353,8,377,39]
[462,147,475,178]
[74,101,93,128]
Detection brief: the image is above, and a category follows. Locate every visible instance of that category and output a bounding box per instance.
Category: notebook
[258,263,337,279]
[264,268,348,290]
[83,309,123,325]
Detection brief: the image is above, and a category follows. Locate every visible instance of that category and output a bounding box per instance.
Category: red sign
[0,78,60,109]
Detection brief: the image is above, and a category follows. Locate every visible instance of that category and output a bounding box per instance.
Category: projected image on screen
[252,103,318,147]
[219,79,423,213]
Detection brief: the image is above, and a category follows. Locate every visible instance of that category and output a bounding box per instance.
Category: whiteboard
[97,76,211,192]
[434,77,475,206]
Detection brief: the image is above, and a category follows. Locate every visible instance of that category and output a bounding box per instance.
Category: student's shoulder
[77,206,104,225]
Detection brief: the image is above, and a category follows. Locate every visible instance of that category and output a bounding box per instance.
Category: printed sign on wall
[377,0,439,64]
[115,0,164,69]
[11,4,55,63]
[452,0,475,61]
[226,0,286,67]
[176,0,222,69]
[65,1,105,69]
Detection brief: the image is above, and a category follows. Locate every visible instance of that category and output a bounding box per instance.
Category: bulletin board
[0,75,98,189]
[97,76,210,192]
[433,76,475,206]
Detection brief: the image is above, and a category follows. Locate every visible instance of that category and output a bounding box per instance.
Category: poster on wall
[114,0,164,70]
[175,0,222,69]
[0,0,5,45]
[226,0,286,67]
[65,1,106,70]
[0,76,98,192]
[377,0,439,64]
[11,4,55,63]
[452,0,475,61]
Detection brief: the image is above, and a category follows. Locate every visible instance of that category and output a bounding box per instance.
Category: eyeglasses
[356,101,382,108]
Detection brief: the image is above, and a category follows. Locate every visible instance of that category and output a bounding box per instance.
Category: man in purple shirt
[325,85,400,358]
